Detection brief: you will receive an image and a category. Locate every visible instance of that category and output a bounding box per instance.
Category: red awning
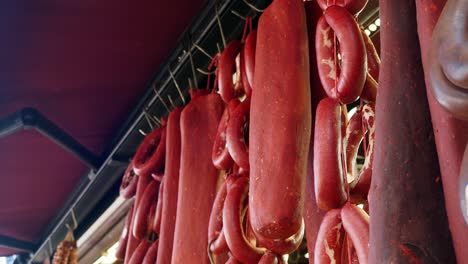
[0,0,204,256]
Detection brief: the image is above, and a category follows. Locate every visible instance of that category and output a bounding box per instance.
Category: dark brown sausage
[415,0,468,260]
[369,1,456,262]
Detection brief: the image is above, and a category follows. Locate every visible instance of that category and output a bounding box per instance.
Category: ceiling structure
[0,0,205,256]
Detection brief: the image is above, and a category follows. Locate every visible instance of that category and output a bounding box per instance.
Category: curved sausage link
[240,46,252,97]
[254,219,305,255]
[142,240,159,264]
[226,97,250,171]
[314,209,345,264]
[225,256,242,264]
[258,251,279,264]
[224,177,265,263]
[341,203,369,264]
[361,29,381,81]
[244,30,257,89]
[128,240,151,264]
[133,126,167,178]
[120,161,138,199]
[361,73,378,103]
[350,104,375,202]
[314,98,347,210]
[316,6,367,104]
[219,40,243,103]
[208,181,229,254]
[317,0,368,15]
[153,181,164,233]
[212,100,240,170]
[134,180,159,239]
[115,206,134,260]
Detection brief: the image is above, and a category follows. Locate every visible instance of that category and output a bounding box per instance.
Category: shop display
[108,0,468,263]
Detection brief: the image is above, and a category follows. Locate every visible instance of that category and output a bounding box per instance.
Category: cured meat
[369,0,455,262]
[250,0,311,240]
[171,92,224,264]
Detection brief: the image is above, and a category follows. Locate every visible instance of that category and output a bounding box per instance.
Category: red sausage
[344,104,375,203]
[349,104,375,202]
[128,240,151,264]
[124,174,151,264]
[115,206,133,260]
[212,99,240,170]
[244,30,257,89]
[225,257,241,264]
[254,219,304,255]
[341,204,369,264]
[314,98,347,210]
[240,45,252,97]
[258,252,279,264]
[316,0,368,15]
[304,2,327,262]
[120,161,138,199]
[142,240,159,264]
[370,1,457,262]
[133,126,166,178]
[361,29,380,81]
[250,0,311,240]
[133,180,159,239]
[226,97,250,171]
[314,209,345,264]
[224,177,265,263]
[208,181,229,254]
[171,92,224,264]
[152,182,163,233]
[219,40,242,103]
[360,73,377,103]
[156,107,183,264]
[316,6,366,104]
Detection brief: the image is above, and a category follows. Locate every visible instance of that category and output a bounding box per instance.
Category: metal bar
[0,108,101,170]
[0,235,35,253]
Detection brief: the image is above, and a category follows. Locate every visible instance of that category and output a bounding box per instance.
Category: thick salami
[250,0,311,240]
[156,107,182,264]
[171,92,224,264]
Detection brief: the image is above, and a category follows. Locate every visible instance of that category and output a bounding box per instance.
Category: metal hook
[215,4,227,48]
[139,129,147,136]
[197,68,216,75]
[152,115,162,126]
[168,68,186,105]
[231,10,247,20]
[217,43,222,55]
[48,238,53,256]
[143,109,155,130]
[193,43,214,60]
[188,78,194,89]
[65,208,78,231]
[167,95,176,109]
[187,43,198,86]
[152,85,171,112]
[242,0,264,12]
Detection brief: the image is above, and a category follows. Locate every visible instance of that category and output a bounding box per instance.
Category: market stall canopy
[0,0,204,256]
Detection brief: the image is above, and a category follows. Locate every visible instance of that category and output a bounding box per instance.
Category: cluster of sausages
[112,0,468,263]
[310,0,380,263]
